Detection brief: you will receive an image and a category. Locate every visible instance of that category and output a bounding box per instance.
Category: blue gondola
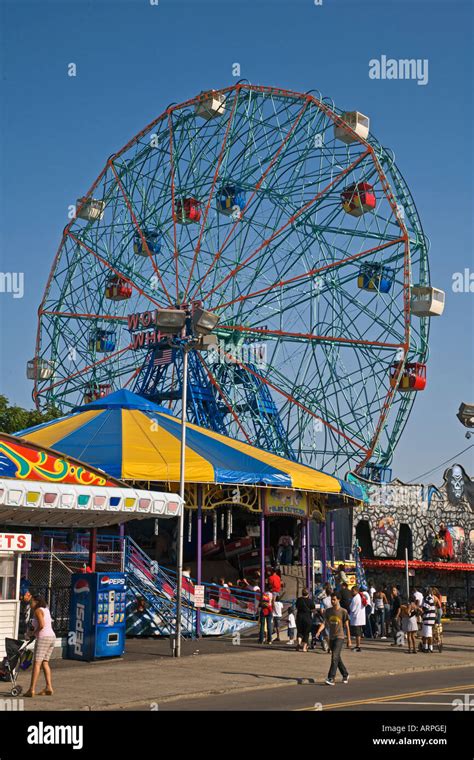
[89,329,116,353]
[357,263,393,294]
[216,185,246,216]
[133,229,162,257]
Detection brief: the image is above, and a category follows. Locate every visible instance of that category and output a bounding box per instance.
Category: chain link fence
[20,547,123,637]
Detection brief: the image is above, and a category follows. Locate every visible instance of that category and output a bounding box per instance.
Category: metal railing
[124,537,195,637]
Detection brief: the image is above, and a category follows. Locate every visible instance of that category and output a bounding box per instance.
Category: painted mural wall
[352,464,474,563]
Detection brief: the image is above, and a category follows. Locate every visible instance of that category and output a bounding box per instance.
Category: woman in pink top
[24,595,56,698]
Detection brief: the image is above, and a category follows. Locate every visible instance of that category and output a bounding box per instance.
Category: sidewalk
[5,621,473,711]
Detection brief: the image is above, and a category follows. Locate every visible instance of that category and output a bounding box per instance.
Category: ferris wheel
[29,84,444,477]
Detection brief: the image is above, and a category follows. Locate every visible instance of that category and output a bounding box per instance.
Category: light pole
[155,305,219,657]
[175,342,189,657]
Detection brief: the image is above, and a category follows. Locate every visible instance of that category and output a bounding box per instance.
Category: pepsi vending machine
[68,572,127,661]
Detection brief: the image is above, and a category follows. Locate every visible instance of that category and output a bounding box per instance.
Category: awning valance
[0,478,182,528]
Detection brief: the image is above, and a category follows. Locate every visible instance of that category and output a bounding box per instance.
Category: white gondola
[76,197,105,222]
[26,359,54,380]
[410,286,445,317]
[194,91,226,121]
[334,111,370,144]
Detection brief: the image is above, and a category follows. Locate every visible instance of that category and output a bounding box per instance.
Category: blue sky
[0,0,472,483]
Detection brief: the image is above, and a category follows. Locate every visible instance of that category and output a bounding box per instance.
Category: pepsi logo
[73,579,90,594]
[100,575,123,586]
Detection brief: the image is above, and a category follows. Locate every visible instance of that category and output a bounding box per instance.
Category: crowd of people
[255,564,446,686]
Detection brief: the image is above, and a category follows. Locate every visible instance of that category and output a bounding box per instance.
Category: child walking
[272,595,283,642]
[286,606,297,645]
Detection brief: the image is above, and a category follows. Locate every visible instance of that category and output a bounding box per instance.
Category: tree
[0,395,62,435]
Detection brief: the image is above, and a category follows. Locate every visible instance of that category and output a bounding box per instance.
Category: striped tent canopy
[17,390,363,499]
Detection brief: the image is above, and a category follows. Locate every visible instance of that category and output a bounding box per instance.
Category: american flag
[153,349,172,367]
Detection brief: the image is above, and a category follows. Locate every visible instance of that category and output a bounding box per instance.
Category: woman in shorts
[24,595,56,697]
[400,599,420,653]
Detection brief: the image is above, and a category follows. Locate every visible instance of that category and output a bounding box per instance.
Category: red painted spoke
[216,345,369,453]
[34,163,111,404]
[68,232,163,309]
[200,149,371,303]
[168,111,179,302]
[183,90,241,301]
[219,325,405,350]
[111,86,330,164]
[195,352,253,444]
[367,147,411,348]
[210,237,404,313]
[109,160,173,305]
[39,343,134,394]
[41,310,128,323]
[122,363,144,389]
[189,98,310,302]
[355,352,408,472]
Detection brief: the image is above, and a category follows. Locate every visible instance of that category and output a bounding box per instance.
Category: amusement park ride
[27,85,445,480]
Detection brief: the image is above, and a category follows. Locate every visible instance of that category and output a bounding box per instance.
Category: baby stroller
[0,638,34,697]
[310,608,330,653]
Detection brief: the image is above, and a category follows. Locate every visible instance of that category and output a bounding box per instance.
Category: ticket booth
[0,533,31,656]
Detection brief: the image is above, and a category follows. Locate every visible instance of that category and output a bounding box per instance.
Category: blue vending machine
[68,572,127,661]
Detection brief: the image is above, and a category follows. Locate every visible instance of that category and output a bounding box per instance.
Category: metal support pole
[320,521,327,583]
[305,519,311,592]
[47,538,54,607]
[259,491,265,594]
[89,528,97,572]
[300,521,306,569]
[329,512,335,566]
[196,484,203,638]
[119,523,125,572]
[405,547,410,601]
[175,347,188,657]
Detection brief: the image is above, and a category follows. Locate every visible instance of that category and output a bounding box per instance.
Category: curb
[53,661,474,711]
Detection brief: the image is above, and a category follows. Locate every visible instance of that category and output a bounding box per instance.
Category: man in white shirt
[361,585,374,639]
[349,586,366,652]
[413,587,424,607]
[368,581,376,604]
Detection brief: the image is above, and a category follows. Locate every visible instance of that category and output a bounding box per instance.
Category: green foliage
[0,395,62,435]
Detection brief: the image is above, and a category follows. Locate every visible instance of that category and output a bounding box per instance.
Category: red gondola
[83,383,111,404]
[341,182,376,217]
[105,276,132,301]
[389,362,426,392]
[175,197,201,224]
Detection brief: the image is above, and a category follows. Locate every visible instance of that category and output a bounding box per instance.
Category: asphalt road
[152,665,474,711]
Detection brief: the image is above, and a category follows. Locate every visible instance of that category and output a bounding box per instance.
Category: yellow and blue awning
[17,390,363,499]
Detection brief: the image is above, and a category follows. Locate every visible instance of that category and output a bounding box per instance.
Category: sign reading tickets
[0,532,32,551]
[265,489,307,518]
